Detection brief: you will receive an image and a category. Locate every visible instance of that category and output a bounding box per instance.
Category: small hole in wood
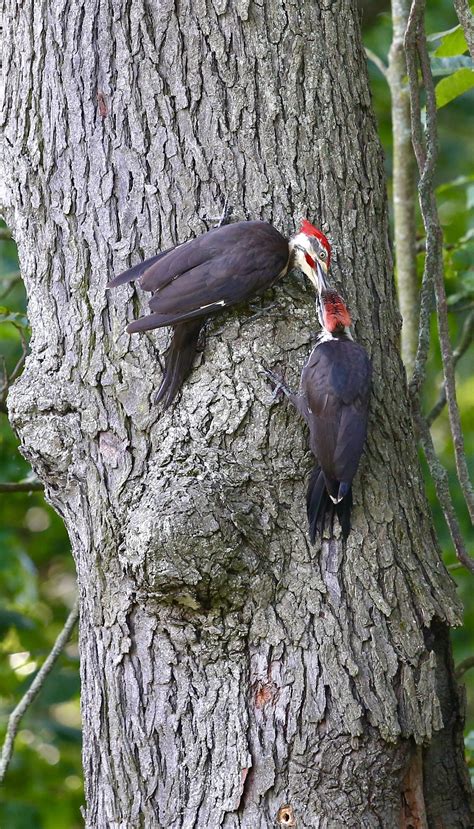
[277,804,296,826]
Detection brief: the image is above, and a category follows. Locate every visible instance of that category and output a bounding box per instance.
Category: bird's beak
[315,259,329,293]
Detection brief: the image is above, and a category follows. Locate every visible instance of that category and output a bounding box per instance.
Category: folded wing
[302,340,371,486]
[109,221,289,333]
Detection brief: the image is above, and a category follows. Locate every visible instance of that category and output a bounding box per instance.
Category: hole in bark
[277,804,296,826]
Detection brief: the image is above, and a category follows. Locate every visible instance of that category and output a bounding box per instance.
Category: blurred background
[0,1,473,825]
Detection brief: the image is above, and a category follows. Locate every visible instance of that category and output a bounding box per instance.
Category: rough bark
[1,0,471,827]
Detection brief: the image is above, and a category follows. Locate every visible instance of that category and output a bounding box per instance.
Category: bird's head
[317,289,352,335]
[289,219,331,291]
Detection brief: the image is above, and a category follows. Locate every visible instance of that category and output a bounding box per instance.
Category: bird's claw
[243,301,279,325]
[202,198,233,229]
[260,363,294,400]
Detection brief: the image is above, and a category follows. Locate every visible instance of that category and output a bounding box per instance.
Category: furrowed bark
[1,0,471,826]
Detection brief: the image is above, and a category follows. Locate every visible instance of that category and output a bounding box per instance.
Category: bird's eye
[319,249,327,259]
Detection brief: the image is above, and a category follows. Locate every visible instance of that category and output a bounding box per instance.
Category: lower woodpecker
[267,273,371,542]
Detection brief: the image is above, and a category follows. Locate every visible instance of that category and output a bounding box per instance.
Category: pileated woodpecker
[107,219,330,406]
[267,269,371,542]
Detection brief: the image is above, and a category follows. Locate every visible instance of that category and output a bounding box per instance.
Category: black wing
[108,221,289,332]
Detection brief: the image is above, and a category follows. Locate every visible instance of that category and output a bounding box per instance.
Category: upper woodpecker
[267,266,371,542]
[107,219,331,407]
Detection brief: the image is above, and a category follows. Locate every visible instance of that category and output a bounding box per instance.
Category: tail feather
[306,466,332,543]
[154,320,203,408]
[335,486,352,540]
[306,466,352,543]
[107,249,172,288]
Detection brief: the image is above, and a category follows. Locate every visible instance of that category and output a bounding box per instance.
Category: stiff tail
[306,466,352,542]
[154,320,203,408]
[107,249,172,288]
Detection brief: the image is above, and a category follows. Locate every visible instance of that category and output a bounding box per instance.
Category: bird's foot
[244,301,279,324]
[260,362,295,401]
[202,198,233,229]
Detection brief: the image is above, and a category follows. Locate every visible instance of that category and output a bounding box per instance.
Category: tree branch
[452,0,474,59]
[0,598,79,784]
[365,47,389,78]
[388,0,419,377]
[455,655,474,679]
[427,310,474,426]
[0,480,44,492]
[0,329,28,408]
[412,402,474,573]
[0,270,21,300]
[405,0,474,527]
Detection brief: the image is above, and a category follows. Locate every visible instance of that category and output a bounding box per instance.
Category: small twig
[427,311,474,425]
[417,23,474,522]
[0,331,28,406]
[0,480,44,492]
[413,402,474,573]
[0,598,79,784]
[365,48,389,79]
[405,0,474,525]
[455,655,474,679]
[452,0,474,59]
[8,332,28,384]
[0,271,21,300]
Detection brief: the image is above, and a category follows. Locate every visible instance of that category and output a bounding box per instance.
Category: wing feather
[302,340,371,484]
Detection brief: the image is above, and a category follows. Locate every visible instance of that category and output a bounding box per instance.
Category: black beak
[316,260,329,293]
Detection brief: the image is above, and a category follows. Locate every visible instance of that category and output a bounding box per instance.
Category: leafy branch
[405,0,474,572]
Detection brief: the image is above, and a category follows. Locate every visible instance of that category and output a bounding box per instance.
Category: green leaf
[435,68,474,108]
[427,24,461,43]
[434,25,468,57]
[437,175,474,194]
[431,56,474,76]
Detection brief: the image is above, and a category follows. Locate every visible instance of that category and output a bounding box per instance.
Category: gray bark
[1,0,471,826]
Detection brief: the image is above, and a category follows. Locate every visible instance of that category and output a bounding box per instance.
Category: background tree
[1,1,473,827]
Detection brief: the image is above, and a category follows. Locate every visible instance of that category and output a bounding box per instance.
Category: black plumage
[107,221,289,405]
[283,337,371,541]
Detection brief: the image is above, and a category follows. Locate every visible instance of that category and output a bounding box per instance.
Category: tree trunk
[1,0,472,826]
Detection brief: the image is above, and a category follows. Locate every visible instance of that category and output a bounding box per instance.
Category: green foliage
[436,68,474,108]
[0,220,83,827]
[431,23,468,57]
[366,0,474,731]
[428,12,474,108]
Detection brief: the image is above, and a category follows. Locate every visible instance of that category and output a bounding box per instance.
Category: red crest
[300,219,331,265]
